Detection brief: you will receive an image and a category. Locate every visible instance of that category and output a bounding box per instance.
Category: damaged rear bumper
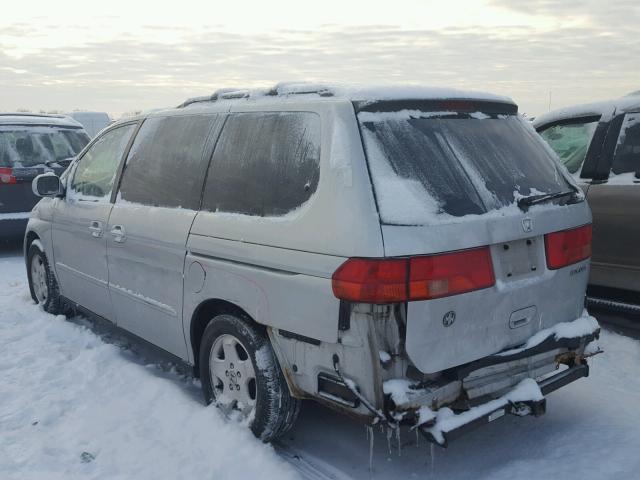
[418,362,589,447]
[383,313,601,447]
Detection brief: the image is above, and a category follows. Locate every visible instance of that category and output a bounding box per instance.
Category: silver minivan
[25,84,600,445]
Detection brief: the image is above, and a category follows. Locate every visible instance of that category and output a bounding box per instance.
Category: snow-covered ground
[2,244,640,479]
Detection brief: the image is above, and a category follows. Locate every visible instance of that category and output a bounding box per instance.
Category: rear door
[357,101,591,373]
[587,111,640,292]
[52,123,137,320]
[106,114,221,357]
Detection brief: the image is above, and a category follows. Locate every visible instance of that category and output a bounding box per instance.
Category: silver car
[25,84,599,445]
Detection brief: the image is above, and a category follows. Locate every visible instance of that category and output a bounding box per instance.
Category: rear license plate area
[494,237,541,280]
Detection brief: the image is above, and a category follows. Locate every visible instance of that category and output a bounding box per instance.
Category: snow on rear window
[359,110,573,225]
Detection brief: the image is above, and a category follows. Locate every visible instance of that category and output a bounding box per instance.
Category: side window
[611,113,640,175]
[70,124,136,201]
[539,120,599,175]
[118,115,216,209]
[202,112,321,217]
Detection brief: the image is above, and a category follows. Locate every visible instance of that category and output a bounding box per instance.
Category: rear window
[538,119,599,175]
[358,107,574,225]
[202,112,321,217]
[0,126,89,168]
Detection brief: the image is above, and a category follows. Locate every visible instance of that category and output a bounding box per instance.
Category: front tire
[27,242,63,315]
[199,314,300,442]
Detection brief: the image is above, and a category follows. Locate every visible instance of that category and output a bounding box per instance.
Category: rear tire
[199,314,300,442]
[27,242,64,315]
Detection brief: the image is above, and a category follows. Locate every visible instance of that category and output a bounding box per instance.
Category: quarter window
[202,112,321,217]
[118,115,217,209]
[611,113,640,175]
[539,120,599,175]
[70,124,136,200]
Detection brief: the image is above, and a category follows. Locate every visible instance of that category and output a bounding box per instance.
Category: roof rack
[177,82,334,108]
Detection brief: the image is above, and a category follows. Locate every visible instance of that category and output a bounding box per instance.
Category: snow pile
[497,309,599,357]
[0,256,298,480]
[418,379,544,445]
[378,351,391,363]
[606,172,640,185]
[382,379,414,405]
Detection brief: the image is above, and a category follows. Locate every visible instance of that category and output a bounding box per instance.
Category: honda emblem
[443,311,456,327]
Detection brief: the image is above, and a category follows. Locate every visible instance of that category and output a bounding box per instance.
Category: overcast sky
[1,0,638,117]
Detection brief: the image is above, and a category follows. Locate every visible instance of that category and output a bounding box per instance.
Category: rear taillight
[408,247,495,300]
[331,258,407,303]
[0,168,16,184]
[332,247,495,304]
[544,224,592,270]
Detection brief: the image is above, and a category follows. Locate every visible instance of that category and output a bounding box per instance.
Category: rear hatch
[0,124,88,214]
[356,99,592,373]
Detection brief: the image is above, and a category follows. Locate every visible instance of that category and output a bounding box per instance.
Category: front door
[588,111,640,292]
[107,114,220,357]
[52,123,137,320]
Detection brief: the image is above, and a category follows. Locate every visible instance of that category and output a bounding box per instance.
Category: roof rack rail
[218,89,251,100]
[177,87,251,108]
[271,82,334,97]
[178,82,335,108]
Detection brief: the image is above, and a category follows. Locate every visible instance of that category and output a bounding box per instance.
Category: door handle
[110,225,126,243]
[88,221,103,238]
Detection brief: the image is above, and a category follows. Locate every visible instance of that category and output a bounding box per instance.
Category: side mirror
[32,173,64,197]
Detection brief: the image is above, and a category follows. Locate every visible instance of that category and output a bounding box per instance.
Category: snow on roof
[0,113,83,129]
[178,82,515,109]
[533,95,640,128]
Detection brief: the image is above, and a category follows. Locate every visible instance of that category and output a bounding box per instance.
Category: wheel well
[25,231,39,252]
[190,299,263,378]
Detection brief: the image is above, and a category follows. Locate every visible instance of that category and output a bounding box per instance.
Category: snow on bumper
[418,378,545,446]
[495,309,600,357]
[384,310,601,446]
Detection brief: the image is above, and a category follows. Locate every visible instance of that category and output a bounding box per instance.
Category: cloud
[1,9,639,116]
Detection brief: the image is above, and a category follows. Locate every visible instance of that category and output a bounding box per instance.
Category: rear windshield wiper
[517,190,579,211]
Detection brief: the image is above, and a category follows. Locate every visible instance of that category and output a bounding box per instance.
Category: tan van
[534,94,640,318]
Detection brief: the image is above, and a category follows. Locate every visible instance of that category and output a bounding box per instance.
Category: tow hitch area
[417,378,545,446]
[416,363,590,447]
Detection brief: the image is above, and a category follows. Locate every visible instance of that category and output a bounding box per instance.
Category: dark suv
[0,113,90,239]
[534,94,640,316]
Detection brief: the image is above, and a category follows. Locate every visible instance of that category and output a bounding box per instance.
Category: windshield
[0,126,90,168]
[358,110,574,225]
[539,120,599,175]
